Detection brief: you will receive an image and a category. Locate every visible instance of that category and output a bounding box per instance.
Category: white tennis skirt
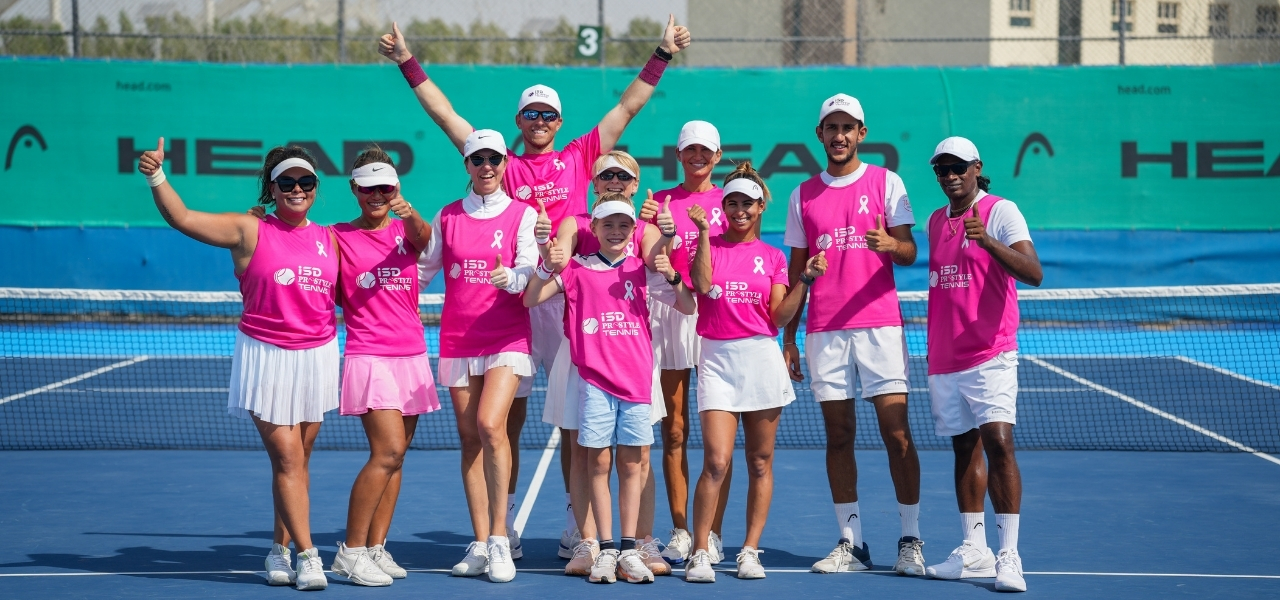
[228,331,340,426]
[650,298,700,371]
[543,341,666,429]
[696,335,796,413]
[437,352,533,388]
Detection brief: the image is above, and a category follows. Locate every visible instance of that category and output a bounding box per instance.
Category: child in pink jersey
[921,137,1042,593]
[139,143,334,590]
[328,147,439,587]
[682,162,828,582]
[415,130,537,583]
[524,199,694,584]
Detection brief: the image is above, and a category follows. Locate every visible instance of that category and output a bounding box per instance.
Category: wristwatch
[666,271,682,286]
[799,273,816,286]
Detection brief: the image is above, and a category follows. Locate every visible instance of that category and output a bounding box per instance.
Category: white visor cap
[676,120,721,152]
[517,84,563,114]
[350,162,399,187]
[930,136,981,164]
[463,129,508,158]
[590,200,636,222]
[818,93,866,125]
[270,157,316,181]
[723,178,764,201]
[595,155,637,178]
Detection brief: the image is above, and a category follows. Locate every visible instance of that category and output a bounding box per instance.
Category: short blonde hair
[592,150,640,179]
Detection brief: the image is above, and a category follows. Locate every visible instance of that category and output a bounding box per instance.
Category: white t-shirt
[922,190,1033,248]
[783,162,914,249]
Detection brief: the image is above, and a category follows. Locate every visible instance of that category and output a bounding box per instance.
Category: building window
[1111,0,1135,32]
[1157,2,1179,34]
[1010,0,1034,27]
[1208,4,1230,37]
[1259,6,1279,35]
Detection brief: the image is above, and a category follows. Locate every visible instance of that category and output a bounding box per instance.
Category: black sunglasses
[357,184,397,195]
[520,109,560,122]
[932,161,977,177]
[596,170,634,182]
[275,175,318,192]
[469,154,504,167]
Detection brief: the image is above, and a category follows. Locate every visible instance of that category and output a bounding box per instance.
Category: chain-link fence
[2,0,1277,66]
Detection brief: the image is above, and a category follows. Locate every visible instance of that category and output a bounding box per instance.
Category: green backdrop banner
[1,60,1277,230]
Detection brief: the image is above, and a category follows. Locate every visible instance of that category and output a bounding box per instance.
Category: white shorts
[650,297,699,370]
[228,331,339,426]
[928,351,1019,437]
[697,336,795,413]
[438,352,533,388]
[805,326,910,402]
[518,296,567,397]
[542,340,665,429]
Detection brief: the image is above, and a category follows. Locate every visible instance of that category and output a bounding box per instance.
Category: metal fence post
[1117,0,1126,65]
[597,0,605,66]
[337,0,346,64]
[70,0,79,58]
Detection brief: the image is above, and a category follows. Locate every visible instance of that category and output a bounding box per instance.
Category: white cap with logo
[590,200,636,222]
[818,93,865,125]
[676,120,721,152]
[723,178,764,201]
[930,136,981,164]
[270,157,316,181]
[350,162,398,187]
[463,129,508,158]
[517,84,563,114]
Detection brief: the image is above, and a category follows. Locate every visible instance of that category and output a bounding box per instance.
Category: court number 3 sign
[577,25,601,58]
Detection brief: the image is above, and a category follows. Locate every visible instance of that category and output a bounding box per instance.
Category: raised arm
[864,214,917,266]
[771,251,826,327]
[652,253,696,315]
[139,137,256,251]
[686,205,713,295]
[596,15,692,152]
[388,193,431,254]
[379,22,473,153]
[964,205,1043,286]
[524,244,569,307]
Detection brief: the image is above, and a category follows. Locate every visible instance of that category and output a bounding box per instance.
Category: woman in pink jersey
[138,141,335,591]
[327,147,439,587]
[525,197,695,584]
[416,130,536,583]
[921,137,1041,593]
[682,162,828,582]
[648,120,735,565]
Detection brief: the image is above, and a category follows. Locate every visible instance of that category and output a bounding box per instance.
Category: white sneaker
[811,538,872,573]
[369,544,406,579]
[264,543,295,586]
[487,535,516,582]
[994,549,1027,592]
[589,548,620,583]
[638,536,671,576]
[558,529,581,560]
[451,541,489,577]
[708,531,724,564]
[926,540,996,579]
[294,547,328,591]
[617,549,655,583]
[661,528,692,565]
[684,549,715,583]
[331,543,392,587]
[894,536,926,577]
[507,529,523,560]
[736,546,765,579]
[565,538,600,576]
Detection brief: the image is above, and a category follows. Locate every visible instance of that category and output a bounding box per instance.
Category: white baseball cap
[590,200,636,222]
[595,155,637,178]
[517,84,563,114]
[818,93,865,125]
[676,120,720,152]
[350,162,398,187]
[462,129,508,158]
[930,136,981,164]
[723,178,764,201]
[269,157,316,181]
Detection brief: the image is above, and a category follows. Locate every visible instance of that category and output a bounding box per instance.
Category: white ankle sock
[996,513,1019,553]
[961,512,987,548]
[506,493,517,531]
[899,503,921,539]
[565,492,576,532]
[834,502,862,547]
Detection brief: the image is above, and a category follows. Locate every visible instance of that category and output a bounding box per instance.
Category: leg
[254,416,321,551]
[507,395,527,495]
[659,368,691,530]
[616,445,647,541]
[637,457,656,539]
[365,414,419,547]
[478,367,519,538]
[741,408,782,550]
[344,410,411,548]
[951,429,986,512]
[871,393,921,505]
[588,446,614,542]
[980,423,1021,514]
[568,429,597,539]
[559,427,572,492]
[819,399,859,504]
[711,456,733,537]
[691,410,738,552]
[451,381,490,541]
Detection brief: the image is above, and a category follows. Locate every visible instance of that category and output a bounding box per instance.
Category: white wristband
[146,168,166,188]
[536,264,554,280]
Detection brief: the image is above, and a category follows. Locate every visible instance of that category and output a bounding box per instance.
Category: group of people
[136,13,1042,593]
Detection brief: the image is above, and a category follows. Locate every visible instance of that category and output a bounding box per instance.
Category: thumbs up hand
[804,250,828,279]
[656,195,677,237]
[662,14,692,55]
[964,204,989,248]
[489,252,510,289]
[687,204,709,232]
[534,199,553,244]
[379,21,413,65]
[138,137,165,176]
[864,213,897,253]
[546,243,569,273]
[638,189,660,222]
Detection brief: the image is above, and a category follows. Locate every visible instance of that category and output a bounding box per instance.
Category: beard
[824,140,858,165]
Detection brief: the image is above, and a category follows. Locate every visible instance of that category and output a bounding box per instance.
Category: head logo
[449,263,462,279]
[582,317,600,334]
[1014,132,1054,177]
[516,185,532,200]
[816,234,833,250]
[273,268,296,285]
[5,125,47,170]
[929,270,939,287]
[707,284,723,300]
[356,272,377,289]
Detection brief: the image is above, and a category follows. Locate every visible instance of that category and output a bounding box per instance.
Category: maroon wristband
[398,57,428,88]
[638,53,668,86]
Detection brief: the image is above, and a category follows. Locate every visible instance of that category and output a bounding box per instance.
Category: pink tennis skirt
[340,353,441,417]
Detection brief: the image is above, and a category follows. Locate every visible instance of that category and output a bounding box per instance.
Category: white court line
[1025,356,1280,466]
[512,428,561,534]
[3,568,1278,579]
[1173,356,1280,393]
[0,357,149,406]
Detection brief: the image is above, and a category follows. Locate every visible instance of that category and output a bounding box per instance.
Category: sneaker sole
[558,544,574,559]
[333,568,392,587]
[811,563,871,574]
[685,574,715,583]
[589,575,617,583]
[510,547,523,560]
[736,570,766,580]
[295,578,328,591]
[926,566,996,579]
[488,569,516,583]
[662,555,686,565]
[995,580,1027,592]
[895,563,926,577]
[645,563,672,576]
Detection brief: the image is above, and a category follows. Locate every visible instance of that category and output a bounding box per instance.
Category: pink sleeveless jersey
[571,214,647,259]
[560,255,654,404]
[333,220,426,357]
[650,185,725,280]
[926,194,1020,375]
[505,128,601,229]
[238,215,337,350]
[798,165,903,333]
[695,237,790,340]
[437,200,531,358]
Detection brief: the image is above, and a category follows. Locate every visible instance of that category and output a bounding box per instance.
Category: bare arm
[389,194,431,253]
[771,251,827,327]
[597,15,691,152]
[651,253,696,316]
[523,273,563,307]
[782,245,810,381]
[965,207,1043,286]
[139,138,255,251]
[864,214,917,266]
[380,22,473,152]
[686,205,713,295]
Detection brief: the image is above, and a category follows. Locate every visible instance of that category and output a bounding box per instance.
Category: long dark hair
[977,174,991,192]
[256,146,318,206]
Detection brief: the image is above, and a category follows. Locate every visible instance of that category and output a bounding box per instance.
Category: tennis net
[2,284,1278,452]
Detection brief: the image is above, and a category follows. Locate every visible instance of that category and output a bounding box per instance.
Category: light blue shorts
[577,378,655,448]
